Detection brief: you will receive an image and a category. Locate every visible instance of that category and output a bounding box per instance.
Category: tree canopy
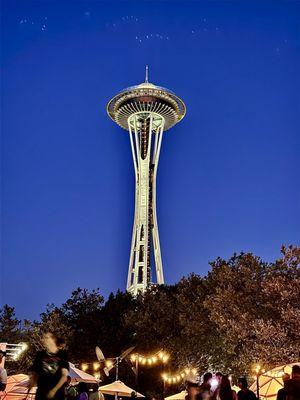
[1,246,299,397]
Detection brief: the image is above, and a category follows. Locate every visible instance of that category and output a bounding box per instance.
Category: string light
[130,350,170,365]
[253,364,265,375]
[5,342,28,361]
[162,367,198,384]
[80,359,115,372]
[81,363,88,371]
[105,360,113,368]
[93,362,100,370]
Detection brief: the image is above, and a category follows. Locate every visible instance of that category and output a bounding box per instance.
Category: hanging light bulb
[105,360,113,368]
[93,362,100,370]
[81,364,88,371]
[162,355,169,363]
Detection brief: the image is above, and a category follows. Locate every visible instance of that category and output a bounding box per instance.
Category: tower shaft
[127,112,164,295]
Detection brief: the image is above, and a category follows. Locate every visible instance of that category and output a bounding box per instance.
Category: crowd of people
[185,372,256,400]
[0,332,299,400]
[185,366,300,400]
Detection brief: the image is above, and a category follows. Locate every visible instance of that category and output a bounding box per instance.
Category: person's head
[42,332,59,353]
[186,381,199,397]
[216,372,223,383]
[56,337,66,350]
[92,384,99,393]
[282,373,290,386]
[292,365,300,379]
[238,378,248,390]
[78,382,88,394]
[219,375,233,400]
[66,376,72,385]
[130,391,137,399]
[203,372,213,384]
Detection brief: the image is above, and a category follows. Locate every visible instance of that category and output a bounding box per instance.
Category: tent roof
[1,374,35,400]
[69,363,98,383]
[99,380,144,397]
[165,390,187,400]
[250,362,300,400]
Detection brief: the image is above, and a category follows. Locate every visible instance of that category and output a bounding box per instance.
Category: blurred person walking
[285,365,300,400]
[276,373,290,400]
[237,378,256,400]
[219,375,237,400]
[185,380,200,400]
[199,373,213,400]
[29,332,69,400]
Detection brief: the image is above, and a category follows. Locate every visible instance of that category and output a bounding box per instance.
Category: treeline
[1,246,299,397]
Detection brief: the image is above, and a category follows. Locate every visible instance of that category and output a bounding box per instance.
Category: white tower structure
[107,68,186,295]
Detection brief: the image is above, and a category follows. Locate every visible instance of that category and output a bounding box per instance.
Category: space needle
[107,67,186,295]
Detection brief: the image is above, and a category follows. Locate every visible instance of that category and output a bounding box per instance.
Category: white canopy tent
[68,363,98,383]
[249,362,299,400]
[99,380,144,398]
[0,374,35,400]
[165,390,187,400]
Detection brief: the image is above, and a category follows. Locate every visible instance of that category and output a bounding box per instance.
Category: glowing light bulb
[81,364,88,371]
[162,355,169,363]
[93,362,100,370]
[21,343,28,351]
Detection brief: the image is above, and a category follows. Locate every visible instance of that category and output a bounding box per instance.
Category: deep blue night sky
[1,1,300,320]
